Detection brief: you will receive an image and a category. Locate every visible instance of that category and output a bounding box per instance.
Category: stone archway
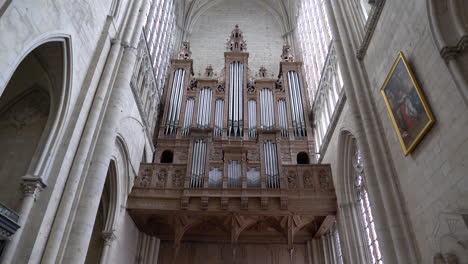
[0,38,71,263]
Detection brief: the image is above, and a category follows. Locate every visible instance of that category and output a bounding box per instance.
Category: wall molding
[356,0,386,60]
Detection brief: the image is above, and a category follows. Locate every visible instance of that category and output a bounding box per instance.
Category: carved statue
[287,171,297,189]
[155,168,167,188]
[275,78,284,92]
[216,81,225,93]
[247,149,260,161]
[172,169,184,187]
[204,65,214,77]
[139,166,153,187]
[303,171,314,188]
[259,67,267,78]
[319,169,330,190]
[187,78,198,91]
[247,81,256,94]
[281,44,295,62]
[177,41,192,60]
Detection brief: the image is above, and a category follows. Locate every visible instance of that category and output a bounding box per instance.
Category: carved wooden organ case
[157,26,315,193]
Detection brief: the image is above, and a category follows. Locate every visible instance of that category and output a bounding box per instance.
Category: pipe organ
[131,29,337,259]
[248,99,257,138]
[165,68,186,135]
[196,87,212,128]
[287,70,307,137]
[182,97,194,136]
[157,27,314,194]
[228,61,244,136]
[214,99,224,137]
[260,88,275,130]
[190,139,207,188]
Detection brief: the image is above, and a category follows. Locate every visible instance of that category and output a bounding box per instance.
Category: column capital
[101,231,117,245]
[20,176,46,200]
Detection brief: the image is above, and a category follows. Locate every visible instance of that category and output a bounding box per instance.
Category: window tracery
[353,149,383,264]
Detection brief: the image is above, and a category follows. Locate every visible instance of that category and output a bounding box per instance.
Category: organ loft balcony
[127,28,338,252]
[127,160,337,246]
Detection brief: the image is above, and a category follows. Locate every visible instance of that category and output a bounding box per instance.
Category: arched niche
[160,150,174,163]
[297,152,310,164]
[85,160,119,263]
[0,39,70,211]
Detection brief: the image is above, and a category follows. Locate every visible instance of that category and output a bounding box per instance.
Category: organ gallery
[127,26,338,262]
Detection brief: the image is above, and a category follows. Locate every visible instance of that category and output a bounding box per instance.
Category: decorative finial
[204,65,214,77]
[177,41,192,60]
[259,67,267,78]
[226,25,247,52]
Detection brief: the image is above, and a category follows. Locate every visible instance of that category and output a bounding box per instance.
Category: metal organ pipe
[263,141,279,188]
[287,71,307,137]
[215,99,224,136]
[228,62,244,136]
[260,89,274,129]
[248,100,256,138]
[190,139,207,188]
[165,69,186,135]
[182,98,194,136]
[278,99,288,136]
[197,88,212,128]
[228,160,241,188]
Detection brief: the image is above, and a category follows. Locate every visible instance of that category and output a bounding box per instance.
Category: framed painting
[381,52,435,155]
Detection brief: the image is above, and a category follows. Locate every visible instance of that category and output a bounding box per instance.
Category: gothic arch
[0,36,72,210]
[427,0,468,105]
[335,130,375,263]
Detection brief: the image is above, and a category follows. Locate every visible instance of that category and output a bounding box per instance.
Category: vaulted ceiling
[176,0,298,39]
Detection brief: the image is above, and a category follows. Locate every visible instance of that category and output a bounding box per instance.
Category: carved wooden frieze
[247,149,260,162]
[172,169,185,188]
[287,170,297,189]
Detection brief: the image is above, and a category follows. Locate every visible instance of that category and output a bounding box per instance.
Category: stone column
[324,0,419,263]
[99,231,116,264]
[61,0,149,262]
[0,177,45,264]
[40,0,143,262]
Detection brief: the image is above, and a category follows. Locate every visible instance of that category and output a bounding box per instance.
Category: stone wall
[188,0,285,77]
[321,0,468,262]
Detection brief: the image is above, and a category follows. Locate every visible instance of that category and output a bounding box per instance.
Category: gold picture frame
[380,52,435,156]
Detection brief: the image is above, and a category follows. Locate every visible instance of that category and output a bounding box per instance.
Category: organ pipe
[228,160,242,188]
[190,139,207,188]
[263,141,279,188]
[287,71,307,137]
[197,88,213,128]
[209,168,223,188]
[165,69,186,135]
[182,98,194,136]
[260,88,274,130]
[228,62,244,136]
[214,99,224,136]
[278,99,288,137]
[248,100,256,138]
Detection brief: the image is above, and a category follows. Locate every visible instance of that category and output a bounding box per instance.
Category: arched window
[297,152,310,164]
[160,150,174,163]
[353,149,383,264]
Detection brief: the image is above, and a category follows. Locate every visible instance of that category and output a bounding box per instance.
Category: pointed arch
[0,36,72,210]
